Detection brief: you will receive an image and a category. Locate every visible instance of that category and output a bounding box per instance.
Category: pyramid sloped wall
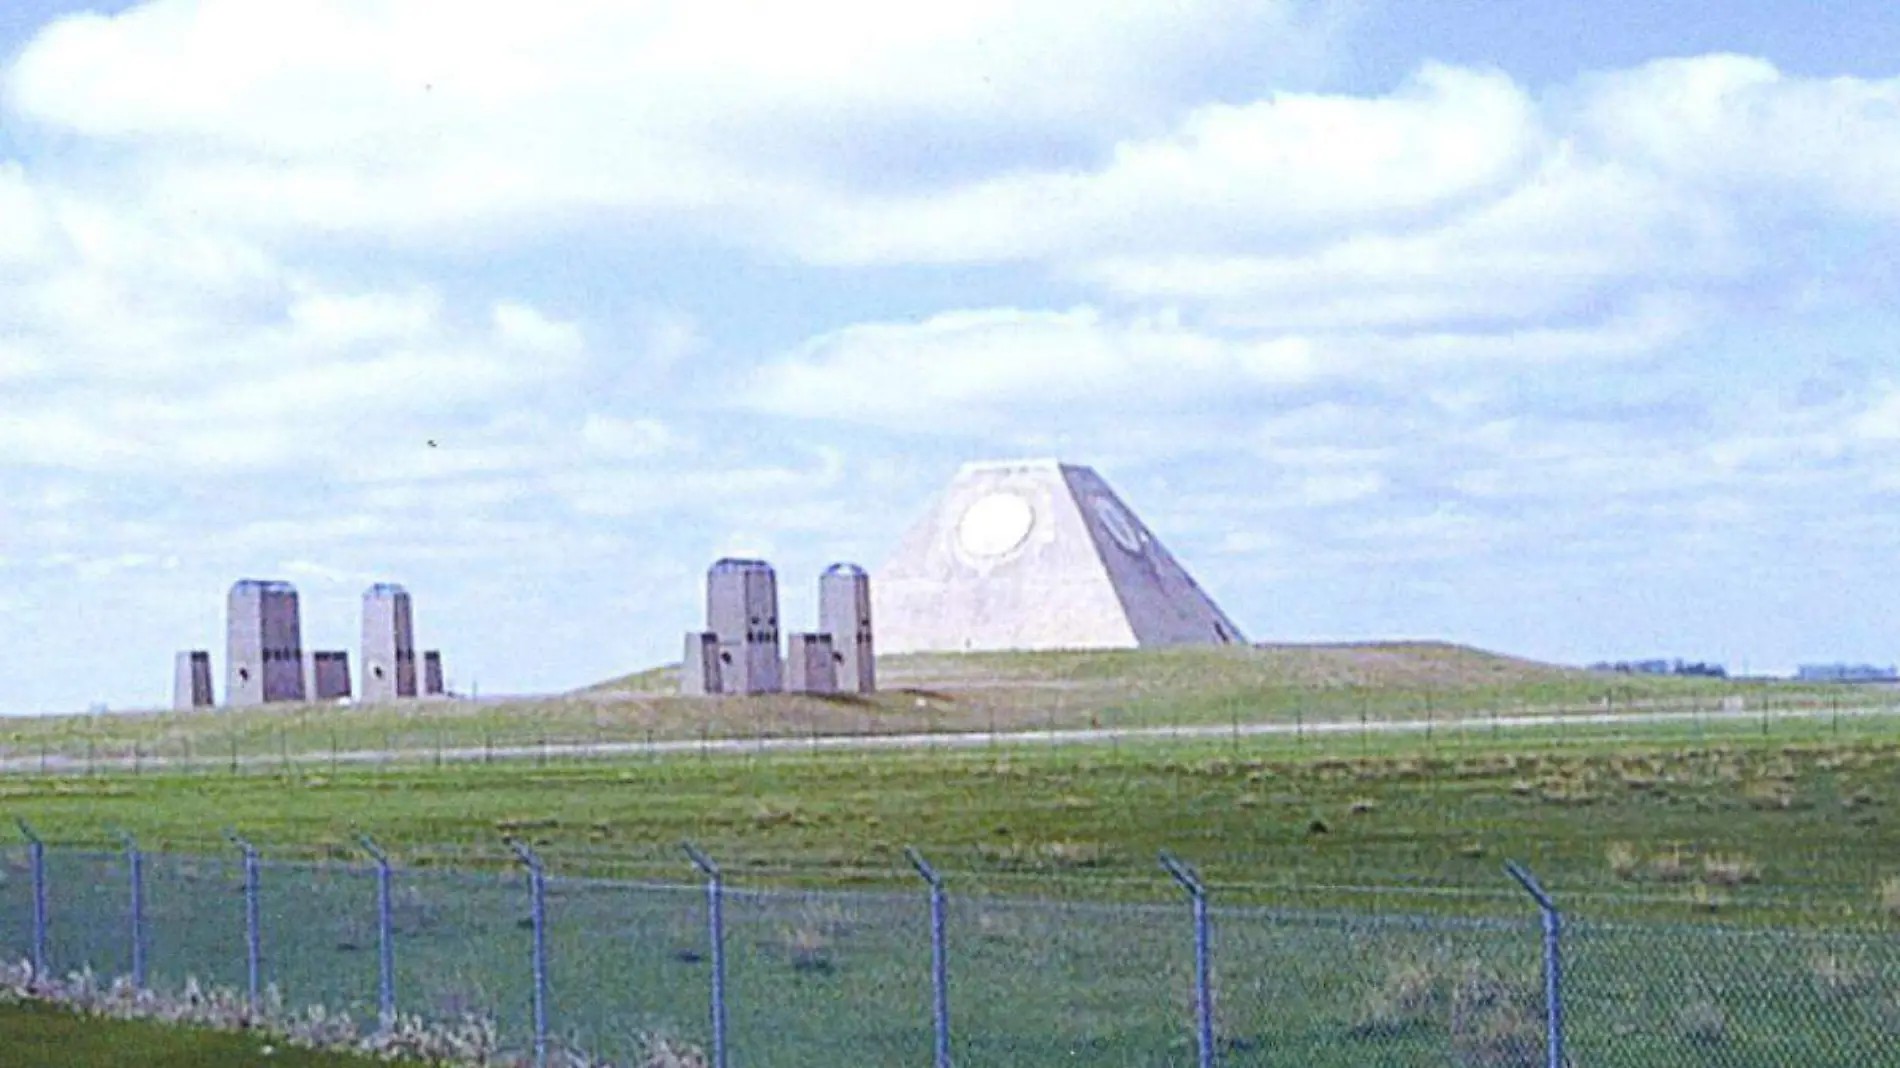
[874,459,1245,653]
[1058,464,1246,646]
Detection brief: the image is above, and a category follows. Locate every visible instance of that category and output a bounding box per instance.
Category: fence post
[508,839,549,1068]
[226,832,262,1014]
[117,830,146,989]
[905,846,952,1068]
[14,820,46,981]
[358,834,397,1029]
[683,842,729,1068]
[1160,850,1215,1068]
[1506,861,1566,1068]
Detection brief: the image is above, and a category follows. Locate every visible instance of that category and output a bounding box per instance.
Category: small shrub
[1041,840,1110,868]
[1810,950,1876,999]
[1675,998,1727,1046]
[1650,846,1692,883]
[975,910,1022,943]
[781,924,832,974]
[1685,884,1729,914]
[1351,954,1446,1038]
[751,802,806,829]
[1743,780,1804,810]
[1174,969,1245,1051]
[1700,853,1761,888]
[642,1034,712,1068]
[1879,876,1900,921]
[1448,963,1542,1068]
[1606,842,1641,881]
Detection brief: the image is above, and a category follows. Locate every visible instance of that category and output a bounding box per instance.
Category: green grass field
[0,1001,376,1068]
[3,644,1872,774]
[7,710,1899,918]
[8,719,1900,1067]
[5,647,1899,1067]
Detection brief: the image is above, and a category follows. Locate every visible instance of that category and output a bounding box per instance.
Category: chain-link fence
[5,835,1900,1066]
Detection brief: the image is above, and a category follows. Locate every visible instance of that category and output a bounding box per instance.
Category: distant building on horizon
[1588,658,1728,678]
[1796,663,1899,683]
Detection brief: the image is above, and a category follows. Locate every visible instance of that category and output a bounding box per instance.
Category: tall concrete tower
[173,651,214,710]
[226,580,306,706]
[361,583,418,702]
[707,558,781,694]
[819,563,876,694]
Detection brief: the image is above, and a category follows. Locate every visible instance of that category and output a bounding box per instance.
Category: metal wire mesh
[252,858,380,1022]
[541,876,709,1064]
[0,845,31,966]
[1566,919,1900,1067]
[143,852,248,995]
[13,843,1900,1067]
[391,866,533,1053]
[946,895,1191,1066]
[723,885,935,1068]
[41,849,131,981]
[1215,907,1542,1067]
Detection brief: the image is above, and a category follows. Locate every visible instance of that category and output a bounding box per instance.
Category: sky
[2,0,1899,715]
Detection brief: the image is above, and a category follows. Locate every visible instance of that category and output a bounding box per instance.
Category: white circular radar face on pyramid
[1092,496,1145,553]
[956,492,1036,558]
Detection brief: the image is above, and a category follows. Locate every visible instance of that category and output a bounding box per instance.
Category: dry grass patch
[1649,846,1692,884]
[1448,962,1543,1068]
[1685,884,1729,914]
[1606,842,1642,881]
[1880,876,1900,922]
[1700,852,1762,888]
[1675,998,1728,1046]
[1810,950,1876,999]
[1351,953,1449,1038]
[781,923,833,973]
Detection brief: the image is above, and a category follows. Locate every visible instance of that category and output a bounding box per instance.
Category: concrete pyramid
[874,459,1246,653]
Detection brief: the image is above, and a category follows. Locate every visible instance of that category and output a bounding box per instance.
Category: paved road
[0,702,1894,775]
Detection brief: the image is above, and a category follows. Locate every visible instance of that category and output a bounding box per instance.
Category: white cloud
[578,414,682,460]
[1079,152,1744,329]
[0,162,50,267]
[790,63,1543,265]
[4,0,1343,243]
[1850,387,1900,442]
[748,306,1323,433]
[1576,54,1900,218]
[285,288,442,344]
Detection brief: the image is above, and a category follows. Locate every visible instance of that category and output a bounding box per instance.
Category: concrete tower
[361,583,418,702]
[305,651,352,701]
[680,631,722,696]
[875,460,1246,652]
[819,563,876,694]
[785,633,838,694]
[422,650,445,697]
[173,651,214,710]
[226,580,306,706]
[707,558,781,694]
